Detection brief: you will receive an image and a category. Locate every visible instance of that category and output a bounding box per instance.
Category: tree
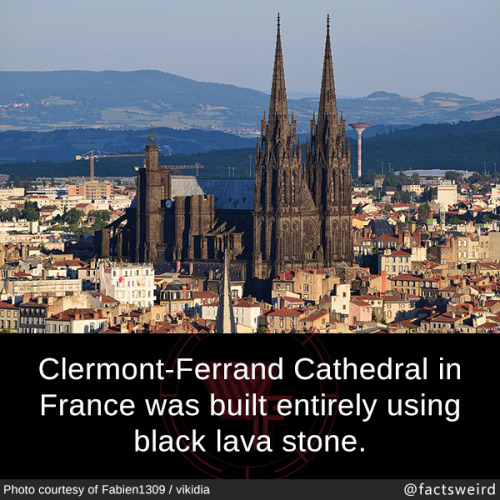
[383,172,398,188]
[418,203,430,225]
[447,216,461,225]
[63,208,83,226]
[410,172,420,185]
[89,210,111,222]
[362,169,377,186]
[445,171,463,183]
[421,187,437,202]
[392,190,411,203]
[22,201,39,221]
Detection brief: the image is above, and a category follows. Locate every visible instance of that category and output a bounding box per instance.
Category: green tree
[362,169,377,186]
[22,201,39,221]
[383,172,398,188]
[418,203,430,225]
[63,208,83,226]
[445,171,463,183]
[421,187,437,202]
[410,172,420,184]
[392,190,411,203]
[89,210,111,222]
[447,216,461,225]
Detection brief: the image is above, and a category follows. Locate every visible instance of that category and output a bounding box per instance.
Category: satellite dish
[165,199,173,209]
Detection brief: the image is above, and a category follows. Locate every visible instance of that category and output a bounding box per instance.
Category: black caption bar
[0,480,497,500]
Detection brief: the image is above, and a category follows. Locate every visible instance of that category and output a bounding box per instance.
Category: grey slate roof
[171,176,254,210]
[369,219,394,237]
[154,261,243,283]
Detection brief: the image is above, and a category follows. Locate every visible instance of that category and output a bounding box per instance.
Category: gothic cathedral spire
[268,14,288,123]
[317,15,338,135]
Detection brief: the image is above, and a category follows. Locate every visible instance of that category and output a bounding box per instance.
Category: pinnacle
[268,13,288,122]
[318,15,338,127]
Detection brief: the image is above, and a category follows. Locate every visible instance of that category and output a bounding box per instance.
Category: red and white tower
[349,122,370,178]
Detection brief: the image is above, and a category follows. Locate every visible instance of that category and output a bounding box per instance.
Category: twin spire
[268,13,288,122]
[268,14,337,125]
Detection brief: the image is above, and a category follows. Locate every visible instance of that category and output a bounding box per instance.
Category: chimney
[414,231,422,246]
[381,271,387,293]
[176,260,181,273]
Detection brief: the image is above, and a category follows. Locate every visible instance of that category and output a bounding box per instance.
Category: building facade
[96,16,353,299]
[253,16,352,287]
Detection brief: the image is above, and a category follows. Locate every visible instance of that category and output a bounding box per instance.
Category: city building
[98,262,154,309]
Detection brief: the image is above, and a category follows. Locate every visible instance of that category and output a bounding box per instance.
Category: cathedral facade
[96,15,353,295]
[252,15,353,283]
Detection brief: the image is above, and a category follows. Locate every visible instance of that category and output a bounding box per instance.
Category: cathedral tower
[305,15,353,266]
[252,15,353,287]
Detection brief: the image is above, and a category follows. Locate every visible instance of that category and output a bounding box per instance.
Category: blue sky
[1,0,498,98]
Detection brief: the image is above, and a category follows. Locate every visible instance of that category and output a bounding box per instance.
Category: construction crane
[75,150,144,182]
[76,150,204,181]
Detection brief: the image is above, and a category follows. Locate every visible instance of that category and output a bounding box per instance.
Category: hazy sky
[1,0,498,98]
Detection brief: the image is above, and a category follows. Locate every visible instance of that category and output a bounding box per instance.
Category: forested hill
[0,116,498,178]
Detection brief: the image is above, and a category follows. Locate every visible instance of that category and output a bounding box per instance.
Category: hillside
[1,116,499,179]
[0,127,254,163]
[1,71,499,132]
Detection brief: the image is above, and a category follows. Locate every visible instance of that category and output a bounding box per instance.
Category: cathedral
[252,15,353,283]
[96,15,353,295]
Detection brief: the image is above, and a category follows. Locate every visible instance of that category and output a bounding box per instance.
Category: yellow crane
[75,150,204,181]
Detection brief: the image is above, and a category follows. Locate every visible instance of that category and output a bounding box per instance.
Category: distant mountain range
[1,70,499,133]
